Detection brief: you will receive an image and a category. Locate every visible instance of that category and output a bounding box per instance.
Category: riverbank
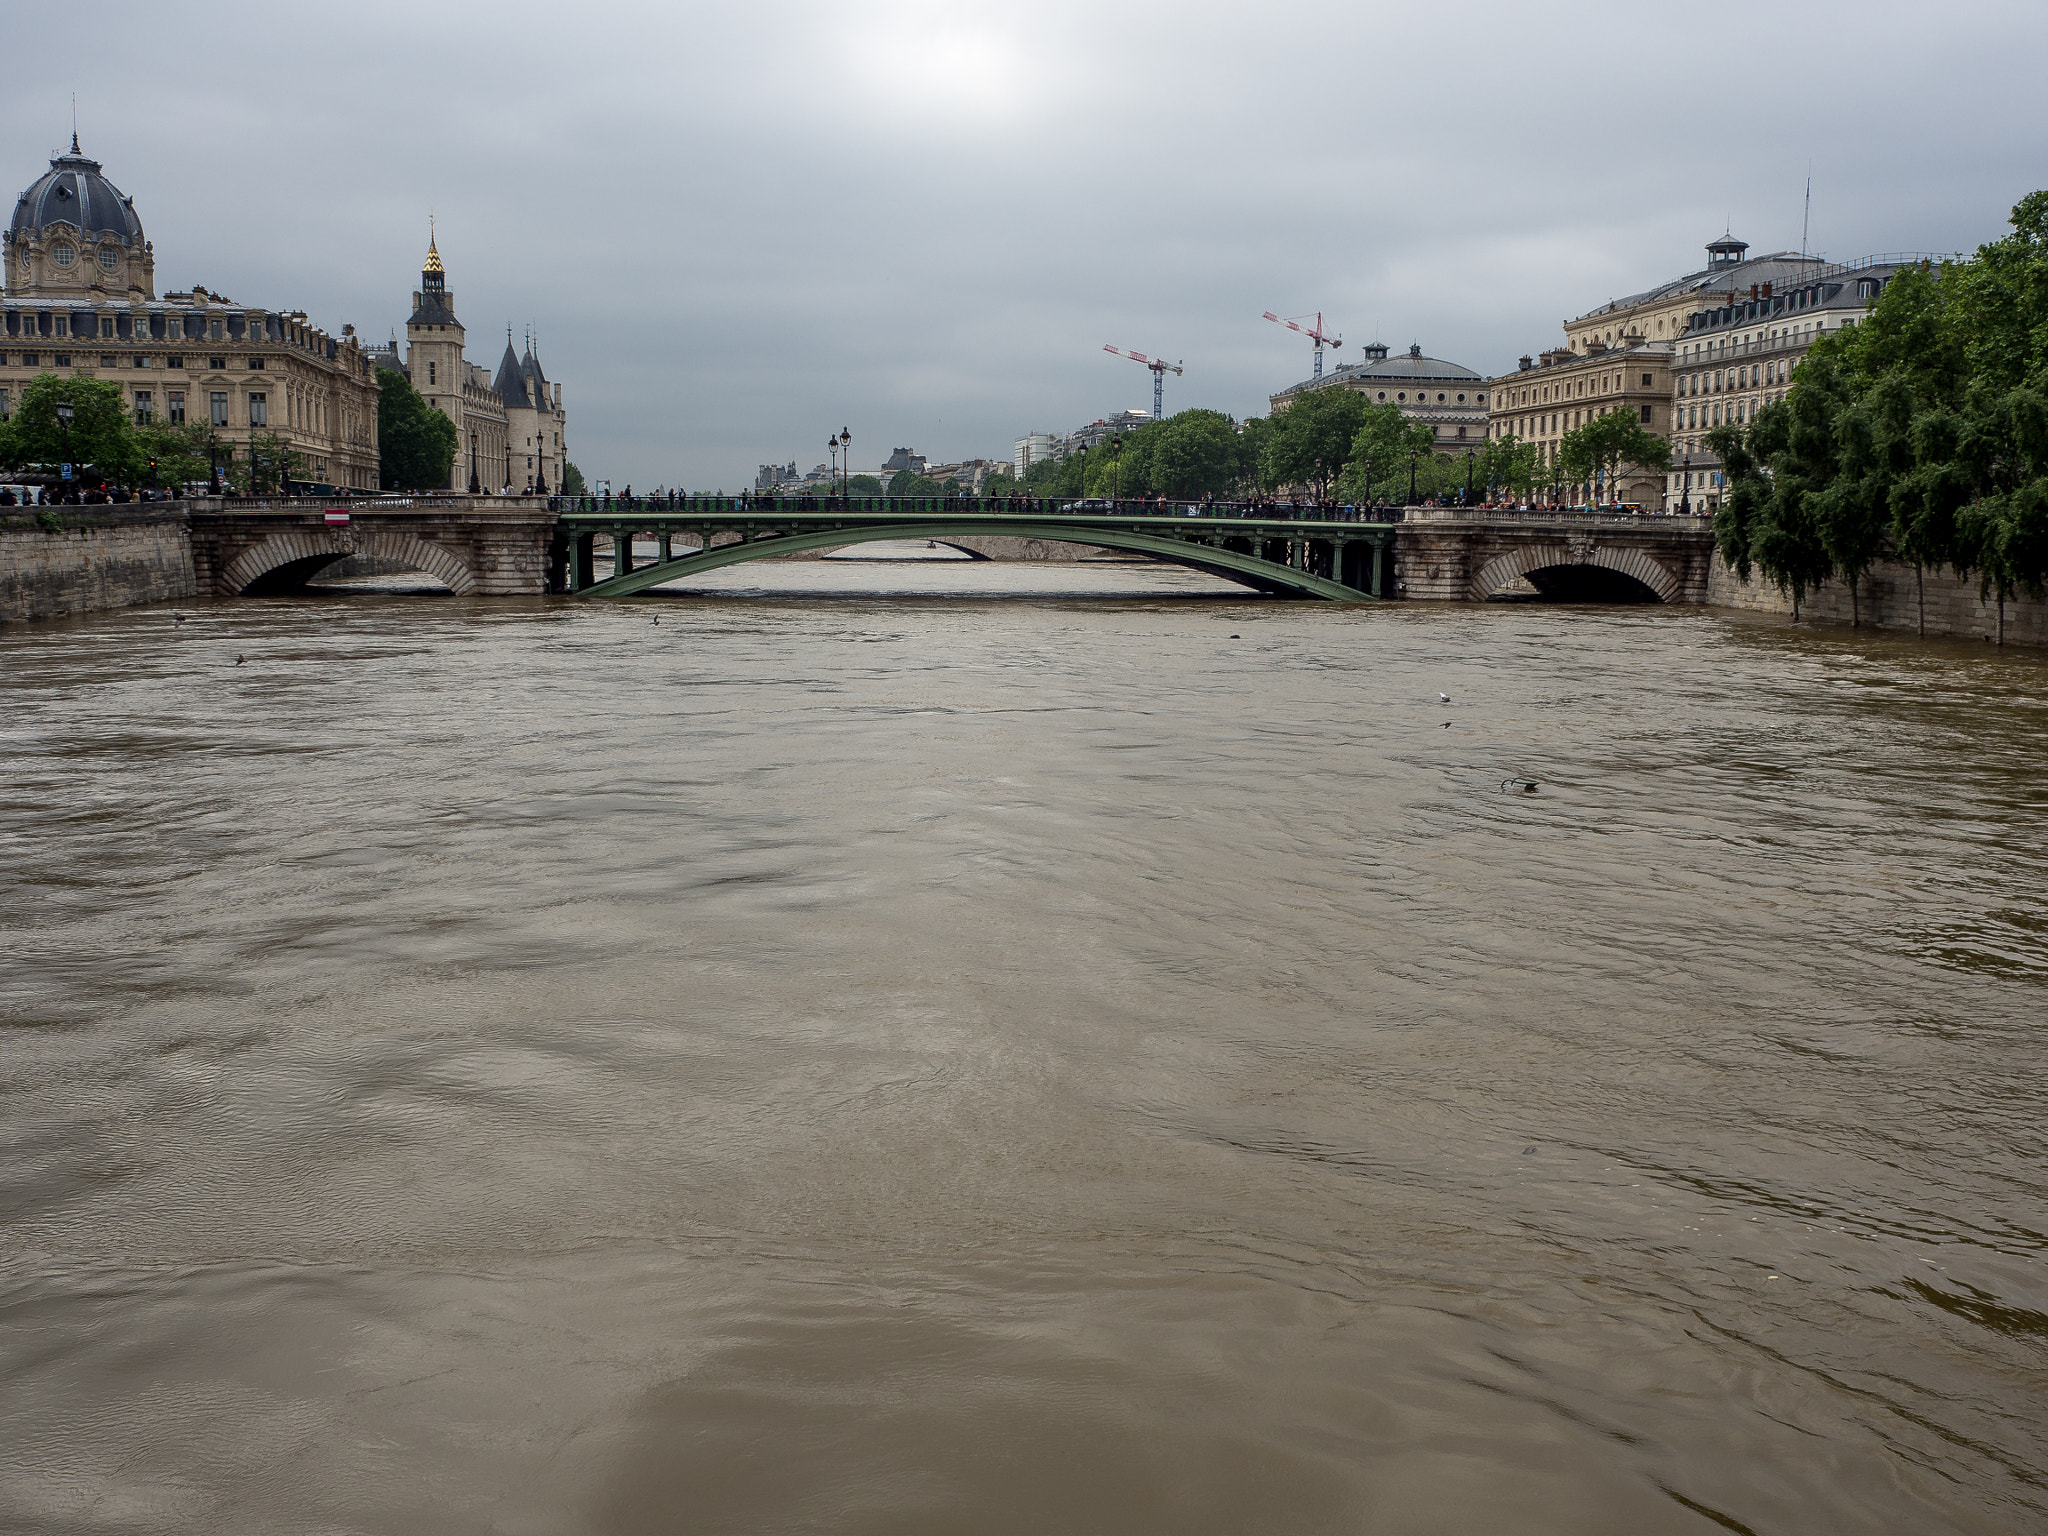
[1709,550,2047,646]
[0,507,196,624]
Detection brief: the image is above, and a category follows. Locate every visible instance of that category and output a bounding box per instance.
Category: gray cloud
[6,0,2042,488]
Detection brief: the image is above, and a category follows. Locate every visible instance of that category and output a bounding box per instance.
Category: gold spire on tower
[424,214,443,274]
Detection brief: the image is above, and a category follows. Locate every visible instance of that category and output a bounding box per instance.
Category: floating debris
[1501,777,1539,794]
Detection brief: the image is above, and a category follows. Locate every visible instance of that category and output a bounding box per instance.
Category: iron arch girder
[569,520,1375,601]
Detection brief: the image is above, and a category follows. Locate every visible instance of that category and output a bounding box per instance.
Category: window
[54,353,70,367]
[206,319,221,341]
[99,354,116,368]
[248,392,266,427]
[21,351,37,366]
[1642,373,1653,387]
[51,241,75,268]
[54,317,68,338]
[134,355,148,368]
[1640,404,1652,423]
[100,317,115,338]
[133,391,152,423]
[428,361,436,385]
[167,354,183,369]
[248,356,264,369]
[208,356,225,370]
[168,391,185,424]
[210,391,228,427]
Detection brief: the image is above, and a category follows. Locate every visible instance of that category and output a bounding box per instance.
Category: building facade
[1487,342,1675,505]
[2,137,381,489]
[1661,257,1908,511]
[1271,343,1491,450]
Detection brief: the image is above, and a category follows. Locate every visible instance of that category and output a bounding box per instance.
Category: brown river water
[2,560,2045,1534]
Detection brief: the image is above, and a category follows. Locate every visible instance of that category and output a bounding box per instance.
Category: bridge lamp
[1073,443,1086,501]
[827,435,838,499]
[838,428,851,498]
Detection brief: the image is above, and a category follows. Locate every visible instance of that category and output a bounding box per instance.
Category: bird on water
[235,655,245,666]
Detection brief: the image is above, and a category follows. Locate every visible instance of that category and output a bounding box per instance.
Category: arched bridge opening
[1471,544,1679,605]
[217,530,479,598]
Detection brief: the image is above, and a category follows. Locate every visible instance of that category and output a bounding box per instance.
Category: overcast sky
[6,0,2043,489]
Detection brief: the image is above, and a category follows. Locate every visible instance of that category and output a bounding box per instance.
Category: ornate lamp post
[838,428,851,499]
[827,436,839,503]
[1680,453,1692,515]
[469,432,480,494]
[55,399,74,496]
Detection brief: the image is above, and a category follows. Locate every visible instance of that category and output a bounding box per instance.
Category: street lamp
[469,432,480,494]
[827,435,839,503]
[55,399,74,496]
[1073,442,1086,504]
[1407,449,1418,506]
[207,430,221,494]
[838,428,851,499]
[1680,453,1692,515]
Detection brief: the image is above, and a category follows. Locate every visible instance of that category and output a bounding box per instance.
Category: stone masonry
[1,506,197,623]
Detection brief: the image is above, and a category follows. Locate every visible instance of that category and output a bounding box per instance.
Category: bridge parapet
[189,499,557,596]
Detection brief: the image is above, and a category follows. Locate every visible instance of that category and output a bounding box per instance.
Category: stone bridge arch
[217,529,479,596]
[1470,541,1680,604]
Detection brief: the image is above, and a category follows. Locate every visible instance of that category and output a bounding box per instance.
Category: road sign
[60,463,72,480]
[324,511,350,525]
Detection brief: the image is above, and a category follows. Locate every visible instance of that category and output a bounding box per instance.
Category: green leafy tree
[377,368,457,490]
[843,474,885,496]
[1709,410,1832,619]
[0,373,140,485]
[560,461,588,495]
[1262,385,1366,498]
[1473,434,1544,499]
[1333,400,1436,504]
[1555,407,1671,503]
[1148,409,1241,498]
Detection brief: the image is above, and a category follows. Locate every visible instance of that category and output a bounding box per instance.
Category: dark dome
[10,139,144,246]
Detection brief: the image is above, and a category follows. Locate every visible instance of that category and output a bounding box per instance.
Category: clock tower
[404,233,466,488]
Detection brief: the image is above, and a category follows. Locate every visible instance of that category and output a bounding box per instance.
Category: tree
[1555,407,1670,503]
[1333,399,1436,504]
[1709,409,1832,619]
[1148,409,1241,498]
[376,367,456,490]
[561,461,588,495]
[1262,385,1367,498]
[0,373,140,485]
[1473,434,1544,499]
[843,474,884,496]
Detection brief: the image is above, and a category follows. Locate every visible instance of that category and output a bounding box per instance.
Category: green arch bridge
[556,500,1396,601]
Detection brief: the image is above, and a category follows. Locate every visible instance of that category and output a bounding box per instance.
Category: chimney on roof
[1518,355,1533,371]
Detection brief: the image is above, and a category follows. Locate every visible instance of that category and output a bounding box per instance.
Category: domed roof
[10,137,144,246]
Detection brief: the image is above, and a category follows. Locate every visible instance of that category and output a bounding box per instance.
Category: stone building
[2,136,381,490]
[1661,256,1909,511]
[1270,343,1491,450]
[1486,343,1675,506]
[394,237,567,494]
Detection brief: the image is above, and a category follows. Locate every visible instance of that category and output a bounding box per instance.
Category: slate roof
[493,342,530,408]
[9,140,145,245]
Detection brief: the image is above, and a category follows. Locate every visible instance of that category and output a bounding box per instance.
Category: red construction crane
[1102,345,1183,419]
[1262,310,1343,380]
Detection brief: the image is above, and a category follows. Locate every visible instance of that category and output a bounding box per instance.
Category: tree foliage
[0,374,137,482]
[377,367,456,490]
[1711,189,2048,630]
[1555,407,1671,499]
[1262,386,1367,498]
[561,461,588,495]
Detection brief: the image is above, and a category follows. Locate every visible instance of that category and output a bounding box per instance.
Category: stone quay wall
[0,507,198,624]
[1707,553,2048,647]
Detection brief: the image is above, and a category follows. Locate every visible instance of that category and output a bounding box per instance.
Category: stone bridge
[1391,508,1716,603]
[186,497,558,597]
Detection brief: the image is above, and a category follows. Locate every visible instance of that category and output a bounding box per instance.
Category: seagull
[652,616,659,625]
[1442,721,1450,728]
[172,611,184,625]
[235,654,245,666]
[1439,692,1450,702]
[1229,633,1240,639]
